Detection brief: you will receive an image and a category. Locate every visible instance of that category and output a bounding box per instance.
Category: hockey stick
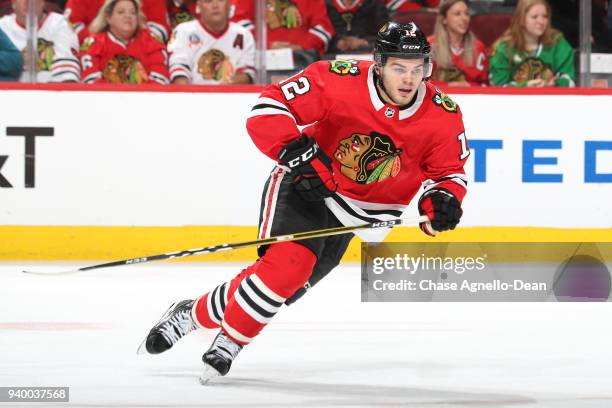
[22,215,429,276]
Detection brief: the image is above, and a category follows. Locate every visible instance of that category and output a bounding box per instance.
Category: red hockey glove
[418,189,462,236]
[278,134,338,202]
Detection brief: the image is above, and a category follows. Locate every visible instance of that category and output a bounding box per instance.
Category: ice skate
[199,331,243,385]
[137,299,196,355]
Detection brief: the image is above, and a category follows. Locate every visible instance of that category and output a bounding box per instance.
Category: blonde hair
[496,0,560,52]
[89,0,146,34]
[432,0,477,69]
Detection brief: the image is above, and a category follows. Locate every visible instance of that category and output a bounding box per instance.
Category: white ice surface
[1,262,611,408]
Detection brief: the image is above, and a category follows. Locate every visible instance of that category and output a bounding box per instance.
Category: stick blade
[22,268,82,276]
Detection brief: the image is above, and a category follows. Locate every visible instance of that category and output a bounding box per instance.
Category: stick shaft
[25,215,428,275]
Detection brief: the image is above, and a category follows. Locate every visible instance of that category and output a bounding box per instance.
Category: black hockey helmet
[374,21,432,78]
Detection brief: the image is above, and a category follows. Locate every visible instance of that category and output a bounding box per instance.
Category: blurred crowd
[0,0,610,86]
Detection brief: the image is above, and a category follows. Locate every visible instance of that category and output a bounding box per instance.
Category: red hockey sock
[220,242,316,345]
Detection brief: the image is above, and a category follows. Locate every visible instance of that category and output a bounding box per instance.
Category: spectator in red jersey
[384,0,440,14]
[64,0,169,43]
[325,0,388,54]
[168,0,198,30]
[80,0,169,84]
[428,0,488,86]
[230,0,335,55]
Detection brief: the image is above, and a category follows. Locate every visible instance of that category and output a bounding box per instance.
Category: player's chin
[394,89,414,104]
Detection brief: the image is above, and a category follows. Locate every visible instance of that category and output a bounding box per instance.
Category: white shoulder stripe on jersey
[248,107,297,123]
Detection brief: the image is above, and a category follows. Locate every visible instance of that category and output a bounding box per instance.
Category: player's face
[11,0,44,22]
[523,3,549,39]
[335,133,372,169]
[107,0,138,40]
[379,57,425,106]
[443,1,470,37]
[199,0,230,28]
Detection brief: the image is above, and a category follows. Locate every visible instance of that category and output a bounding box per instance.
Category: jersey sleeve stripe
[150,72,169,84]
[50,71,80,82]
[83,72,102,83]
[236,19,254,30]
[309,26,331,47]
[146,22,168,43]
[248,107,297,123]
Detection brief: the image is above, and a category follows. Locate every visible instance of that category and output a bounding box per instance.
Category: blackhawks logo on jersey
[103,55,149,84]
[170,11,195,29]
[198,49,234,82]
[514,57,554,83]
[80,36,95,52]
[36,38,55,71]
[432,89,458,113]
[329,59,360,76]
[266,0,302,29]
[334,132,402,184]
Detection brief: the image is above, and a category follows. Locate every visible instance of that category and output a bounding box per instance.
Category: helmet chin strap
[374,64,397,106]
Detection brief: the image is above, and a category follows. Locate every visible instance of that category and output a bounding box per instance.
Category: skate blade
[198,364,221,385]
[136,337,148,355]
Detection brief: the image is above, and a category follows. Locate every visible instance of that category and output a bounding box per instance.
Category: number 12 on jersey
[281,77,311,101]
[457,132,470,160]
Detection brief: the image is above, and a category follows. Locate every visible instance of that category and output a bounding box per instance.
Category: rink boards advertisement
[0,85,611,260]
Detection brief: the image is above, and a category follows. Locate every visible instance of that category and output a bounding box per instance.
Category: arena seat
[470,12,513,48]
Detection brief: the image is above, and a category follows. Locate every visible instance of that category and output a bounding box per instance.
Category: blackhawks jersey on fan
[489,33,575,87]
[168,20,254,84]
[231,0,334,54]
[80,29,169,84]
[384,0,440,13]
[0,12,80,82]
[428,35,489,86]
[168,0,198,30]
[64,0,170,43]
[247,60,469,241]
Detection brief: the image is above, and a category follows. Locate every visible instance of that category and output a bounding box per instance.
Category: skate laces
[211,332,242,361]
[159,305,195,345]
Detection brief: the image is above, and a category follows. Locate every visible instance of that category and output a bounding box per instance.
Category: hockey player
[140,21,469,383]
[168,0,255,84]
[0,0,80,83]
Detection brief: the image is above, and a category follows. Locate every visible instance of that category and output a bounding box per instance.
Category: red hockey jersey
[80,29,169,84]
[230,0,334,54]
[384,0,440,13]
[168,0,198,30]
[428,35,489,86]
[65,0,170,43]
[247,60,469,239]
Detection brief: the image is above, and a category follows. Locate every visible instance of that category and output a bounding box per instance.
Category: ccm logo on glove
[278,135,338,201]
